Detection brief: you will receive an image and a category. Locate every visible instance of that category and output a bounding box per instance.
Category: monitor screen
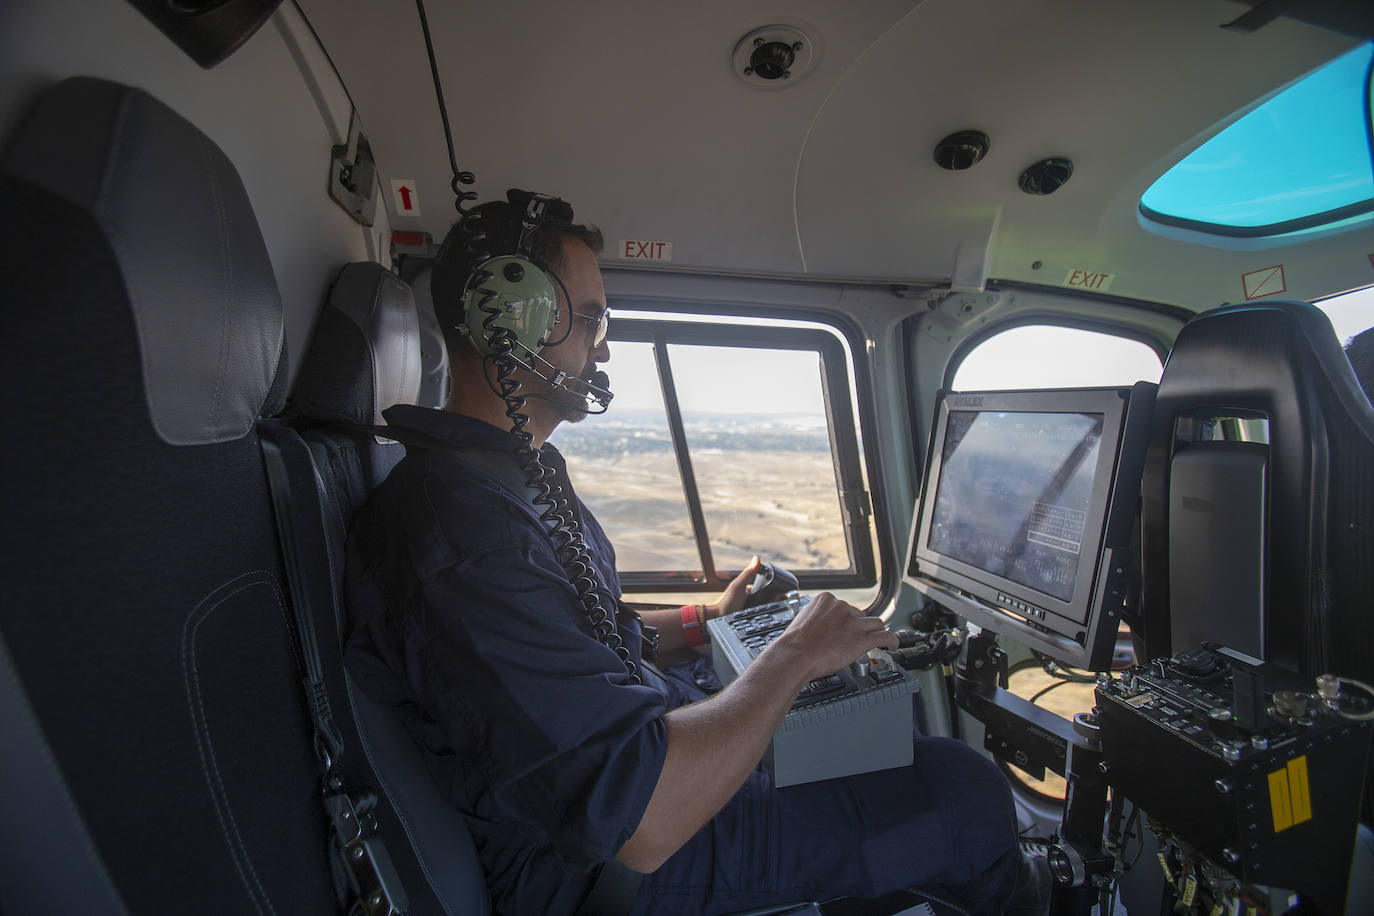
[906,384,1155,670]
[926,409,1104,606]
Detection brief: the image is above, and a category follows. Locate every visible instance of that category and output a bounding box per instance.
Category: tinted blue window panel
[1140,43,1373,234]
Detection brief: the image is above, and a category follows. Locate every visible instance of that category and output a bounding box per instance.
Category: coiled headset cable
[414,0,638,683]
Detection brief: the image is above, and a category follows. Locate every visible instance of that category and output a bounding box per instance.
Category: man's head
[430,193,608,438]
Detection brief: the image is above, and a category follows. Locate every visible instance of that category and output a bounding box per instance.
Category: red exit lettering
[1063,268,1114,291]
[620,240,673,261]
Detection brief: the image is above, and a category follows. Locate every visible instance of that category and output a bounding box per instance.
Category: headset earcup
[460,255,558,357]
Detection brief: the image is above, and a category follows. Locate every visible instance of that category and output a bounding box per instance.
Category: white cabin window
[550,317,877,602]
[951,325,1163,391]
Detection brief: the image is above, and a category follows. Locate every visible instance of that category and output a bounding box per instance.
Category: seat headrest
[291,262,426,427]
[408,265,452,410]
[3,77,285,445]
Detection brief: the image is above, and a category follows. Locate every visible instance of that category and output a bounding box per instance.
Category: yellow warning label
[1182,876,1197,905]
[1209,905,1224,916]
[1269,768,1292,831]
[1288,756,1312,826]
[1269,754,1313,832]
[1156,851,1173,882]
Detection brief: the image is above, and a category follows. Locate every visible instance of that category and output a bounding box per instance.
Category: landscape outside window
[549,318,875,606]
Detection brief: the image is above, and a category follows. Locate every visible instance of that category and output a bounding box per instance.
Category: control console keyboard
[708,595,917,786]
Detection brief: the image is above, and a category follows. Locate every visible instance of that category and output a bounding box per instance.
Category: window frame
[601,317,877,594]
[943,314,1170,394]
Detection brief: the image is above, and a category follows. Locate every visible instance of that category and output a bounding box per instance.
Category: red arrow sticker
[1242,264,1285,300]
[390,179,421,218]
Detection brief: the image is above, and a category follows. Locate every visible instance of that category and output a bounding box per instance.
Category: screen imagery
[926,410,1104,603]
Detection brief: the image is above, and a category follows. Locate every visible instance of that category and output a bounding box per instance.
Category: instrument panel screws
[793,41,804,51]
[1222,848,1240,865]
[1215,779,1232,795]
[1098,761,1110,775]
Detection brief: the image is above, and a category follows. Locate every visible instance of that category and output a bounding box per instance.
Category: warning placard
[1242,264,1286,300]
[1063,269,1114,291]
[390,180,420,218]
[619,240,672,261]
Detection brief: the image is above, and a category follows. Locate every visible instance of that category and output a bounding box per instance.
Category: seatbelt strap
[575,859,645,916]
[258,422,409,916]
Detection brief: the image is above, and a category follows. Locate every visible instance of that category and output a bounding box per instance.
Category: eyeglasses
[569,308,610,347]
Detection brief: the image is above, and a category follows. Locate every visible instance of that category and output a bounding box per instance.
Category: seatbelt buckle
[641,624,659,662]
[327,793,409,915]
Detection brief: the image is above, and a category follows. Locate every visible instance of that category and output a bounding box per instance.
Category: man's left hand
[708,556,764,620]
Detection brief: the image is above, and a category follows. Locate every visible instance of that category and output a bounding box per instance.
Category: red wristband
[681,604,707,647]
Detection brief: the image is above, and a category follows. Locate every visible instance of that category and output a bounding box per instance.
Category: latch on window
[841,487,871,526]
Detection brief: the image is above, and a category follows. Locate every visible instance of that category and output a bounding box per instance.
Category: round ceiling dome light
[933,130,990,171]
[1019,157,1074,195]
[733,25,817,88]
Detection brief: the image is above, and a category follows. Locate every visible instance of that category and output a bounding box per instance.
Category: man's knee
[915,737,1014,808]
[915,738,1019,896]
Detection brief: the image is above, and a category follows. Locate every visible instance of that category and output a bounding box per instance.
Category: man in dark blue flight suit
[344,196,1021,916]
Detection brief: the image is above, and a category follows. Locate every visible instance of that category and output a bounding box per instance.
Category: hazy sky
[601,287,1374,412]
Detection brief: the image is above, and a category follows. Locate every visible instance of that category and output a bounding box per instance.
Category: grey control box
[708,595,918,787]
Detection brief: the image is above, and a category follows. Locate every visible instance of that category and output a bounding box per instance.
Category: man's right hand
[615,592,900,873]
[768,592,900,682]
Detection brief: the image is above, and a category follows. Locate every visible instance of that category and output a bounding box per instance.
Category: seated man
[344,192,1020,916]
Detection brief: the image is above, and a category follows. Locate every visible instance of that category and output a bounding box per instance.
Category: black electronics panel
[1095,647,1370,916]
[905,383,1155,670]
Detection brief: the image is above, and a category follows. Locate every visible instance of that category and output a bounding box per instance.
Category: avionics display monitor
[905,384,1155,670]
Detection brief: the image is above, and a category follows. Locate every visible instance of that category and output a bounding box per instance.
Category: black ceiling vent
[1018,157,1074,195]
[933,130,990,171]
[750,41,796,80]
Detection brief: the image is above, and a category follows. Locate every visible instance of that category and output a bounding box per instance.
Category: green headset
[457,189,572,360]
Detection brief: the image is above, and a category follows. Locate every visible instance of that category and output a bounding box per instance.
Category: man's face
[537,237,610,424]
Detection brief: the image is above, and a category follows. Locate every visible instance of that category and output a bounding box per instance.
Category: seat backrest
[0,77,333,912]
[289,261,486,915]
[292,261,424,498]
[1140,299,1374,683]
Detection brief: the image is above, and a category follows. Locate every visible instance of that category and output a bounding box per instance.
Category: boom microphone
[554,368,613,412]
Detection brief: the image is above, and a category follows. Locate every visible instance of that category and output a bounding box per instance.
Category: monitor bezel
[904,385,1152,670]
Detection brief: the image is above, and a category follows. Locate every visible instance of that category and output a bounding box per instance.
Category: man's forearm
[614,638,811,872]
[614,592,898,873]
[638,605,701,654]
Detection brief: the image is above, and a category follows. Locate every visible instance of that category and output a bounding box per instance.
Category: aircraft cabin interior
[3,1,1374,914]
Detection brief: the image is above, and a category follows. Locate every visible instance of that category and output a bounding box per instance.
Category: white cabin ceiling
[299,0,1369,309]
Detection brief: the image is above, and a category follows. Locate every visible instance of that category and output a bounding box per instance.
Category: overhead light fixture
[733,25,816,88]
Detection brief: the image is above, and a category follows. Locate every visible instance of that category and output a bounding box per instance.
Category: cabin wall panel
[0,0,381,387]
